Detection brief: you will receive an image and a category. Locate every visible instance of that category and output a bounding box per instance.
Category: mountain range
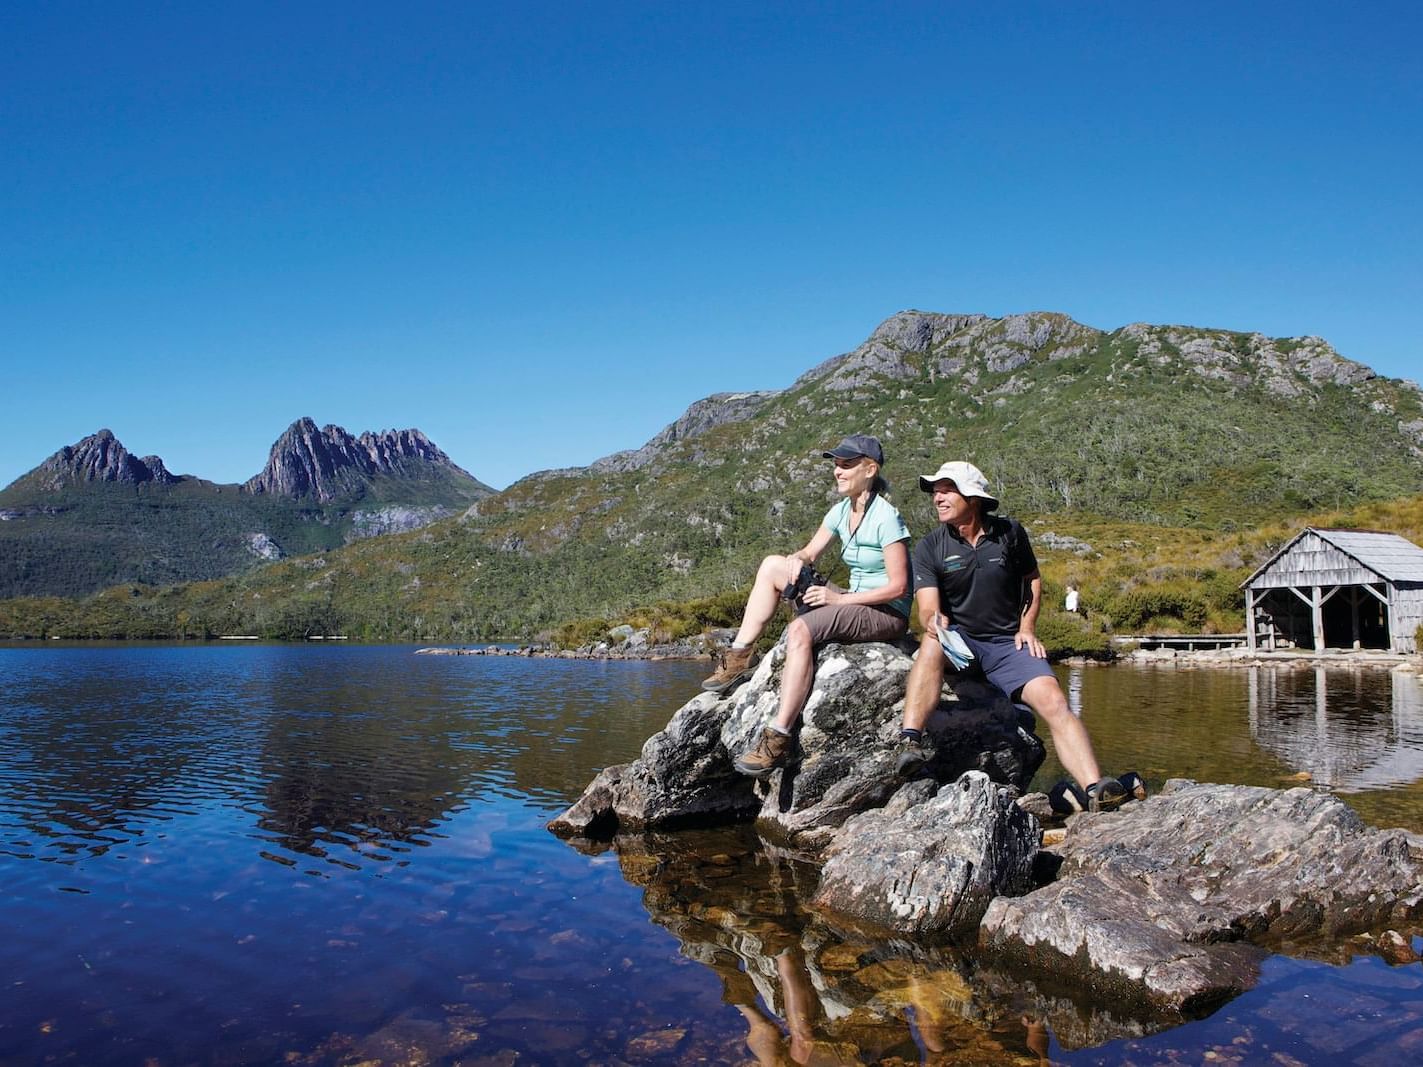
[2,309,1421,639]
[0,418,492,598]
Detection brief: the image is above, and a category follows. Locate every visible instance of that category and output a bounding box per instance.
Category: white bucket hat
[918,460,999,512]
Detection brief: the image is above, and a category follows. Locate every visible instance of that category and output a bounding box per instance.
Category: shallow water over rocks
[2,643,1421,1063]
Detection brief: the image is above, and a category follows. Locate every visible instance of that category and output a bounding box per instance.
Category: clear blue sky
[3,1,1419,490]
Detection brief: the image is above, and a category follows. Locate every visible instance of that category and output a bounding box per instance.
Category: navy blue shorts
[956,631,1055,701]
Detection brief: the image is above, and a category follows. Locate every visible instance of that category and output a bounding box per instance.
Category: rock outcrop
[814,772,1041,941]
[244,418,491,502]
[980,779,1423,1014]
[27,429,177,490]
[548,640,1045,850]
[347,504,454,540]
[553,650,1423,1026]
[590,391,780,474]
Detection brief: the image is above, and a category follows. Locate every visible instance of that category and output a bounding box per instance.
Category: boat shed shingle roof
[1314,529,1423,582]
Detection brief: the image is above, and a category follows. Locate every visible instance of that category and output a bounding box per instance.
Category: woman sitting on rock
[701,434,912,778]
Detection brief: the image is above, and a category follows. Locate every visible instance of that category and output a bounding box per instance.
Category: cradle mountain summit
[0,419,492,598]
[243,418,486,503]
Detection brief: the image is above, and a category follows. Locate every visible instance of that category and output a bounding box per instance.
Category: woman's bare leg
[734,555,796,647]
[772,617,815,731]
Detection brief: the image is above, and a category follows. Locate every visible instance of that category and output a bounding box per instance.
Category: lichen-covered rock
[549,640,1045,846]
[979,779,1423,1013]
[722,643,1042,851]
[813,772,1040,941]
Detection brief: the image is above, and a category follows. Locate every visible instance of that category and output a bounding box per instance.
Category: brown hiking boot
[892,734,932,777]
[701,645,761,694]
[734,727,793,778]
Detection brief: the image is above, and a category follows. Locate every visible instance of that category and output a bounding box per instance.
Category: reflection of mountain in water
[0,669,242,861]
[594,827,1172,1059]
[1248,668,1423,792]
[0,649,703,872]
[254,699,473,864]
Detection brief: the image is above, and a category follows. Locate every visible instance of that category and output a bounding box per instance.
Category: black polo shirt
[911,515,1038,638]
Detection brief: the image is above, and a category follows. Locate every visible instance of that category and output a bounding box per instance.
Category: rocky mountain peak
[243,418,484,502]
[25,429,176,491]
[797,310,1100,391]
[589,391,780,475]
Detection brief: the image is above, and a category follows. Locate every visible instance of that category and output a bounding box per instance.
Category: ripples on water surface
[1,645,1421,1064]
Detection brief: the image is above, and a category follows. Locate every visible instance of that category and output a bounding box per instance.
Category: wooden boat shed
[1242,528,1423,654]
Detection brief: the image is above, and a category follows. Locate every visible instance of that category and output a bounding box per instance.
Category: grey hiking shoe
[701,646,761,695]
[893,734,931,777]
[1086,776,1129,811]
[734,727,793,778]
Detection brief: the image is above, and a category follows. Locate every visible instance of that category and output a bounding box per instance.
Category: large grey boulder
[549,640,1045,846]
[813,772,1041,941]
[980,779,1423,1014]
[725,643,1044,851]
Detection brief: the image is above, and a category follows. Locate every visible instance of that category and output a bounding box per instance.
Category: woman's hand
[785,554,805,587]
[800,584,840,609]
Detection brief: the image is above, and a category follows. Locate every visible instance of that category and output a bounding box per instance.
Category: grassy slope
[3,315,1421,644]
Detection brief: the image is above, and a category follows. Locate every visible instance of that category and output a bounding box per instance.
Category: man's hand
[1015,629,1046,659]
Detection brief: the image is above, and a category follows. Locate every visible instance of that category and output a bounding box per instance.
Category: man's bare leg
[901,631,945,732]
[1018,675,1102,788]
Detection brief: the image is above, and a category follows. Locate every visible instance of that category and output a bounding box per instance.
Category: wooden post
[1350,587,1360,649]
[1312,585,1325,650]
[1245,587,1257,652]
[1386,585,1397,653]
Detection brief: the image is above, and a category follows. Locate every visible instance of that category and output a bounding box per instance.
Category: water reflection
[0,665,237,861]
[4,646,1422,1064]
[598,827,1171,1062]
[1248,667,1423,793]
[0,646,707,871]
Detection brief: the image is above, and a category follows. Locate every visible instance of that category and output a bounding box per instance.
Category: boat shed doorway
[1242,528,1423,654]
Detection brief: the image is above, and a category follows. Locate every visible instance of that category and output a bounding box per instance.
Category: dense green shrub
[1102,585,1210,631]
[1035,611,1114,658]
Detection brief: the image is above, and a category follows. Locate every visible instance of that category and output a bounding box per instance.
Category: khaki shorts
[798,603,908,646]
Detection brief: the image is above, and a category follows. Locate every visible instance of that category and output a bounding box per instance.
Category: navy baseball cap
[821,434,884,464]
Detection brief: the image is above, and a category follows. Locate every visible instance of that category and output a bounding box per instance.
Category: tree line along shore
[3,496,1420,654]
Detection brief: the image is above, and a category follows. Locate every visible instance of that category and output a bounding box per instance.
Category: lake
[2,644,1421,1064]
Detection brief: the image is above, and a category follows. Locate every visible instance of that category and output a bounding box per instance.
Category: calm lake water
[2,644,1421,1065]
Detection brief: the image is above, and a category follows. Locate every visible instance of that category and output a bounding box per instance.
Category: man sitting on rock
[893,460,1129,809]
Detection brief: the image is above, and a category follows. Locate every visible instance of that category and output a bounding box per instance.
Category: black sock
[899,728,923,742]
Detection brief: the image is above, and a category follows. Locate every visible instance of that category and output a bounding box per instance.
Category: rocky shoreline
[416,626,1423,675]
[1115,645,1423,674]
[416,623,729,661]
[415,642,710,661]
[549,638,1423,1026]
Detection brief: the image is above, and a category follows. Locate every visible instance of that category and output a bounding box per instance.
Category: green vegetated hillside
[3,311,1421,644]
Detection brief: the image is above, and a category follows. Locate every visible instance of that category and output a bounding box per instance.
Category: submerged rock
[548,639,1045,845]
[980,779,1423,1013]
[598,824,1186,1053]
